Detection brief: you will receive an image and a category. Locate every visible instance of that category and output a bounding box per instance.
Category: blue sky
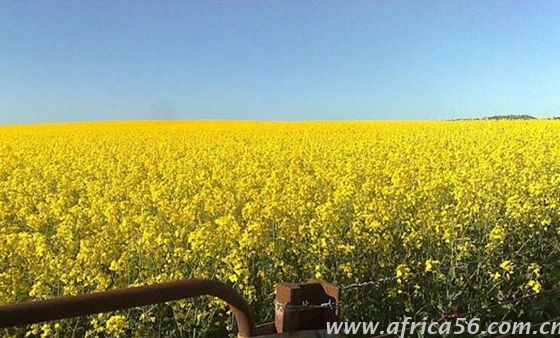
[1,1,560,124]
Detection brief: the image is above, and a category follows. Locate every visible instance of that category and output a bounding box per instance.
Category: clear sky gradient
[1,1,560,124]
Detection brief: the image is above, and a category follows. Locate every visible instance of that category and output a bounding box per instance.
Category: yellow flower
[489,271,501,282]
[488,226,506,244]
[528,263,541,277]
[526,280,542,294]
[109,260,120,272]
[105,315,128,336]
[425,259,439,272]
[314,265,323,279]
[40,324,51,338]
[0,120,559,336]
[396,263,411,280]
[499,260,514,275]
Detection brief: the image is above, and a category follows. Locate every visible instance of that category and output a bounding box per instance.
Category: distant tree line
[450,114,560,121]
[483,114,536,120]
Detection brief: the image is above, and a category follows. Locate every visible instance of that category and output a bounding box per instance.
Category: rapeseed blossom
[1,120,560,336]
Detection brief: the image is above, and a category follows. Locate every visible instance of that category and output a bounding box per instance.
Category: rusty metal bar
[0,279,257,337]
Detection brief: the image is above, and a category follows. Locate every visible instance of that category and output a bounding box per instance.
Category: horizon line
[1,115,559,127]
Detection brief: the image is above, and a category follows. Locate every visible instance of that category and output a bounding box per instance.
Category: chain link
[272,246,550,314]
[341,275,398,290]
[274,299,340,312]
[339,244,544,292]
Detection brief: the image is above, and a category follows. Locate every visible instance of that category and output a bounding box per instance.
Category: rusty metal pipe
[0,279,257,337]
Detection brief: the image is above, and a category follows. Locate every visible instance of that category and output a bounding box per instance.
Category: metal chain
[339,244,549,292]
[271,245,557,316]
[274,299,340,312]
[341,275,400,290]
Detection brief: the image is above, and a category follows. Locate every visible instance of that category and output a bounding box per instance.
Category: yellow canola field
[1,120,560,336]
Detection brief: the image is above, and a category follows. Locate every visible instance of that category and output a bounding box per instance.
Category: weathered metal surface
[0,279,257,337]
[275,280,340,334]
[0,278,342,337]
